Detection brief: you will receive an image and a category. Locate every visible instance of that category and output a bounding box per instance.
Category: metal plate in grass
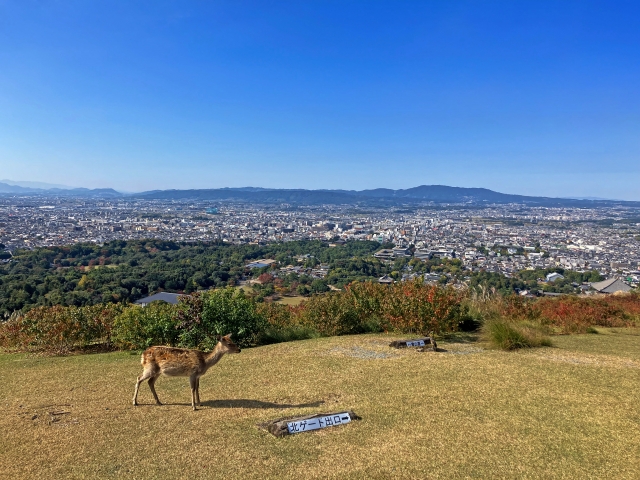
[389,337,437,350]
[260,411,361,437]
[287,412,352,434]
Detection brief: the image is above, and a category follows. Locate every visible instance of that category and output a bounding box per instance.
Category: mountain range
[1,181,638,208]
[135,185,640,208]
[0,182,121,197]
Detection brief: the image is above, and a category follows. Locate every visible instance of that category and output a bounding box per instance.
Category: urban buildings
[1,195,639,288]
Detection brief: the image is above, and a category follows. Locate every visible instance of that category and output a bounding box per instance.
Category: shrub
[535,296,628,333]
[607,292,640,321]
[7,283,636,355]
[256,302,296,328]
[0,304,122,354]
[0,312,34,352]
[178,288,266,349]
[111,302,179,350]
[255,300,322,345]
[380,281,468,335]
[290,279,468,337]
[470,293,640,335]
[296,292,364,336]
[483,319,552,350]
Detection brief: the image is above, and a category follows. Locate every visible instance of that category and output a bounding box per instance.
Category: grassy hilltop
[1,329,639,479]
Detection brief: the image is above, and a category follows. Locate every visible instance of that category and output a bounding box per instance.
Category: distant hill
[0,179,77,190]
[0,182,122,198]
[135,185,640,208]
[3,180,638,207]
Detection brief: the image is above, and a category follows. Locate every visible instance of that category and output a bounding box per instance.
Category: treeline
[2,281,639,355]
[0,282,468,354]
[0,237,618,317]
[0,239,382,315]
[469,268,603,296]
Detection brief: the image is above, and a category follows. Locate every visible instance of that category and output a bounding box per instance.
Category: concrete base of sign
[260,410,361,437]
[389,337,437,351]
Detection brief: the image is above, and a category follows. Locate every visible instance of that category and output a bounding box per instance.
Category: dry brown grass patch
[1,330,639,479]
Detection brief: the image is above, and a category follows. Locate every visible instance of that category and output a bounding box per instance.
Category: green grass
[235,285,306,306]
[1,330,639,479]
[548,327,640,361]
[482,319,553,350]
[259,325,320,344]
[276,295,306,306]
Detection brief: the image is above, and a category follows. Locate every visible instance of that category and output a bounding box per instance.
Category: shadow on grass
[203,399,324,409]
[143,399,325,409]
[440,332,480,344]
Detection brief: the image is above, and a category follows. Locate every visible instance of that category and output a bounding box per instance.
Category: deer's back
[142,346,205,376]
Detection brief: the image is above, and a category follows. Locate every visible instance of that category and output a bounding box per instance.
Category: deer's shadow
[151,399,325,409]
[202,399,324,409]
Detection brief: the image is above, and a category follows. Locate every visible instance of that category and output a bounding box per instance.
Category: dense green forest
[0,238,608,316]
[0,240,383,315]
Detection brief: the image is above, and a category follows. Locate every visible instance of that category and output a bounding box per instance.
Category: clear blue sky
[1,1,639,199]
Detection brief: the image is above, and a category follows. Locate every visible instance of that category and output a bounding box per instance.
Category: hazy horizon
[0,178,631,203]
[1,1,639,199]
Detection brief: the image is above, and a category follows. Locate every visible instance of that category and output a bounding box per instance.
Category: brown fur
[133,335,240,410]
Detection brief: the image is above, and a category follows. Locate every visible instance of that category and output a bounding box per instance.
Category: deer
[133,334,241,410]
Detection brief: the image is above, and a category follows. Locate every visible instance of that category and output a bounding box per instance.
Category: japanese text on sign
[287,413,352,434]
[405,340,425,347]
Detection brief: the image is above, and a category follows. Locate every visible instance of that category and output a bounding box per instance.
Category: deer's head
[219,334,241,354]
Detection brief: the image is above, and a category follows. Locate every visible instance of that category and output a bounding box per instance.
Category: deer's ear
[224,334,232,340]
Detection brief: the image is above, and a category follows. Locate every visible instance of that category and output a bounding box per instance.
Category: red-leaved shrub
[0,304,122,354]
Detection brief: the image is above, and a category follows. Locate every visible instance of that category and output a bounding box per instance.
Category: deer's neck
[204,345,226,370]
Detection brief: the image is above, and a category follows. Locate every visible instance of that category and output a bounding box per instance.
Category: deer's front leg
[195,378,201,407]
[189,375,198,411]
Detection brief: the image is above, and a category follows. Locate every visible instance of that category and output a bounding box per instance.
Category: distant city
[1,185,639,289]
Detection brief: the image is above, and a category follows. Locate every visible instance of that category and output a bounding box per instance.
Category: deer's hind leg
[133,368,160,407]
[133,368,154,406]
[148,375,162,405]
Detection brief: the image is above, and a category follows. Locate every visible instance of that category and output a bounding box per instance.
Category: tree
[310,279,329,294]
[304,257,319,268]
[178,288,266,348]
[258,273,274,284]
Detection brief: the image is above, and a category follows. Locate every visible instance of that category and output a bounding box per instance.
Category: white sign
[405,340,425,347]
[287,413,352,434]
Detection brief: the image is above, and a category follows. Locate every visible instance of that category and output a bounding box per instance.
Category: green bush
[297,292,363,336]
[483,319,552,350]
[178,288,266,349]
[111,302,179,350]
